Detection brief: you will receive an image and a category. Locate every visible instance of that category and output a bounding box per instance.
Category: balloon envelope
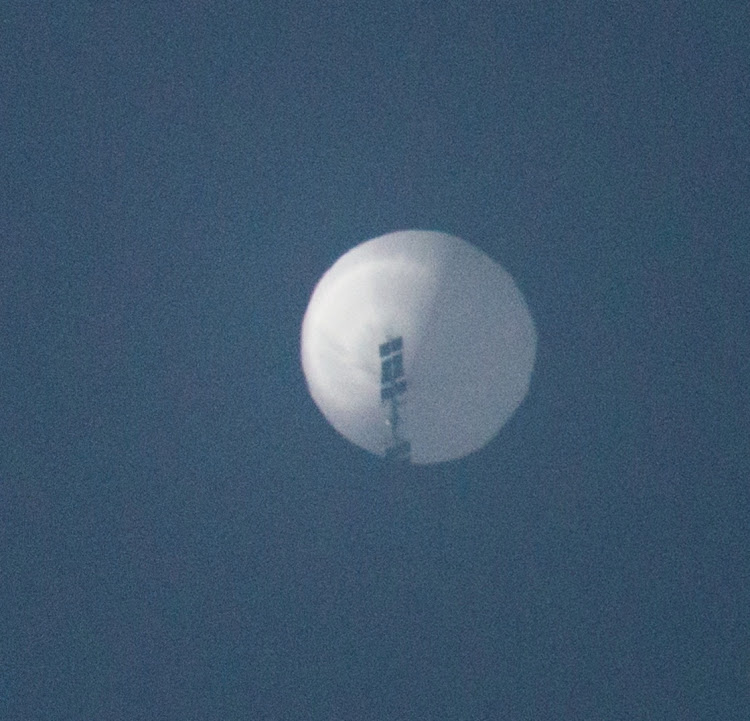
[300,230,537,464]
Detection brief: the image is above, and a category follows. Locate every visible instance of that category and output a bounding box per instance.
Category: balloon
[300,230,537,464]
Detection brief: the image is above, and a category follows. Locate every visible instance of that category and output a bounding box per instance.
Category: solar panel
[379,336,403,357]
[380,336,409,462]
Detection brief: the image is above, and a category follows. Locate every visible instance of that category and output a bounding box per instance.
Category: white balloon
[300,230,537,464]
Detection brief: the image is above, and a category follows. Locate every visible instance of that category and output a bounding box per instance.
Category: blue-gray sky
[1,2,748,719]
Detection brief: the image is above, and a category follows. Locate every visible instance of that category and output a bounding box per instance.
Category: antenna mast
[379,336,411,462]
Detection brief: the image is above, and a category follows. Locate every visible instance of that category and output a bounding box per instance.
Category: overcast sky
[1,2,748,719]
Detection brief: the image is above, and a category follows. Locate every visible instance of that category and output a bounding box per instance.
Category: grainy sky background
[1,2,748,719]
